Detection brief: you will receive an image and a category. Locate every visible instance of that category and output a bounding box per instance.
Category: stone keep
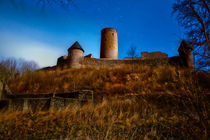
[178,40,194,68]
[68,41,84,68]
[100,28,118,59]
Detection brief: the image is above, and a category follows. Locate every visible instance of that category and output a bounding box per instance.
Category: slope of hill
[8,65,208,95]
[0,65,209,139]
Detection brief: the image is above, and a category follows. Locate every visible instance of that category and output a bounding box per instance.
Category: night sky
[0,0,185,67]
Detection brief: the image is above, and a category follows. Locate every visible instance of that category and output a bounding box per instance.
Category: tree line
[0,58,39,83]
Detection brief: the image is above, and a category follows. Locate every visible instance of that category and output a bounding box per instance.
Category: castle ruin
[55,28,194,69]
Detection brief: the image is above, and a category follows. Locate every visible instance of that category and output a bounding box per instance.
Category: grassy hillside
[8,65,209,95]
[1,65,209,139]
[0,94,209,139]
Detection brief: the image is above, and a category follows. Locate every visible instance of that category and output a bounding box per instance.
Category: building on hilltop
[57,41,84,69]
[54,28,194,69]
[68,41,85,68]
[100,28,118,60]
[178,40,194,68]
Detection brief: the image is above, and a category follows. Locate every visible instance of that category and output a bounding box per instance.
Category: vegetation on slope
[8,65,209,96]
[0,62,209,139]
[0,93,209,139]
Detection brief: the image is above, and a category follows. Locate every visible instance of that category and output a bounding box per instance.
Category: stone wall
[57,56,68,66]
[141,52,168,60]
[0,90,94,112]
[45,54,193,72]
[82,57,170,68]
[52,39,194,70]
[54,55,190,70]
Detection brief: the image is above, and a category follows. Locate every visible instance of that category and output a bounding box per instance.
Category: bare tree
[127,45,138,59]
[0,58,39,83]
[127,45,139,70]
[172,0,210,69]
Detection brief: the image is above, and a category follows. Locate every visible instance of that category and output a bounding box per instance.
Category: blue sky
[0,0,185,67]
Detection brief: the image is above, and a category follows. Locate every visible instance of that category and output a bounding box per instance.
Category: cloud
[0,31,62,67]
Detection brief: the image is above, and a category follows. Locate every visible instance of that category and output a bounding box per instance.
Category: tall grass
[0,93,209,139]
[2,65,209,139]
[7,65,207,96]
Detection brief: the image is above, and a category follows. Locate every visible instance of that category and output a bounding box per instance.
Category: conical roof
[68,41,84,52]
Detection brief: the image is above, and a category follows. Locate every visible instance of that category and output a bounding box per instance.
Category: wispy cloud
[0,31,62,67]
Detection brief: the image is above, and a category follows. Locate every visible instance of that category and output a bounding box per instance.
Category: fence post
[50,98,55,110]
[23,99,29,111]
[8,99,12,111]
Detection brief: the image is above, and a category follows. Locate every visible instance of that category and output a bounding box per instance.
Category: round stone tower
[100,28,118,59]
[68,41,84,68]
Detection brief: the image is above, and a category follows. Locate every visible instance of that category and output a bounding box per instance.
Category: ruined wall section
[57,56,69,69]
[0,90,94,112]
[82,57,169,68]
[141,52,168,60]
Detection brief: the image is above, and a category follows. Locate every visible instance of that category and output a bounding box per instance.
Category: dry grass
[1,65,209,139]
[0,93,209,139]
[8,65,207,96]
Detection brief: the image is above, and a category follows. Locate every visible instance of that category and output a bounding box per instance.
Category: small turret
[68,41,84,68]
[178,40,194,68]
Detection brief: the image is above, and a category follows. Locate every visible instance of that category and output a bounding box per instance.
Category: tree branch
[202,0,210,14]
[189,0,210,50]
